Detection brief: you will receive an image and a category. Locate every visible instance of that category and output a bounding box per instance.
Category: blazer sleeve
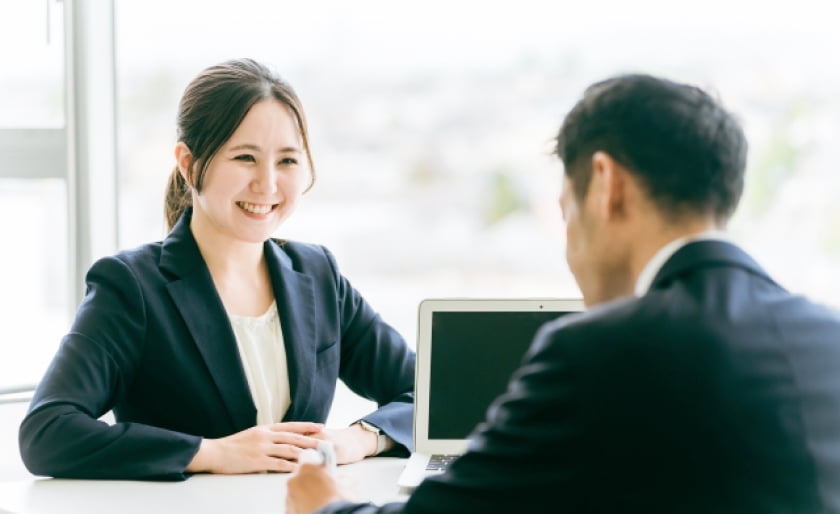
[316,319,586,514]
[19,255,201,480]
[322,247,415,454]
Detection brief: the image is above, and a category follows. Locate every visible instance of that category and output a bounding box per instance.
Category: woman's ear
[174,142,194,186]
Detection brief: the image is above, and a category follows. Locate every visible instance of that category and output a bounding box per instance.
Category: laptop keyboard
[426,454,458,471]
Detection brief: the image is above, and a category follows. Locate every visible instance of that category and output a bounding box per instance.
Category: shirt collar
[633,231,729,297]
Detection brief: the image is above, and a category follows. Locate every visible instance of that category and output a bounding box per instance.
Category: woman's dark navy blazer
[19,209,415,480]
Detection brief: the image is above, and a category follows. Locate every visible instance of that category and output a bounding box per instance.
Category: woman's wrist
[352,421,395,456]
[349,422,379,457]
[186,438,217,473]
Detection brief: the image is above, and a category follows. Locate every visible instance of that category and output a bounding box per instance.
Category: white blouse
[228,302,291,425]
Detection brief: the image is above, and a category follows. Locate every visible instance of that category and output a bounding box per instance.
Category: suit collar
[635,232,728,296]
[161,209,256,432]
[159,207,203,279]
[160,207,298,277]
[651,239,775,292]
[263,239,318,421]
[159,208,319,430]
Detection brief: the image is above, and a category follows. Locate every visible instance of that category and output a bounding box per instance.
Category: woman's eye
[279,157,298,166]
[234,154,255,162]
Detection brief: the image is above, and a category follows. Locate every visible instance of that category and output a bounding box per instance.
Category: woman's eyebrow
[227,143,300,153]
[227,143,261,152]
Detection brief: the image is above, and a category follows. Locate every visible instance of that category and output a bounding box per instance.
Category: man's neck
[630,218,723,296]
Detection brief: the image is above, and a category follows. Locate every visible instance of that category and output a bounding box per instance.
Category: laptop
[397,298,584,490]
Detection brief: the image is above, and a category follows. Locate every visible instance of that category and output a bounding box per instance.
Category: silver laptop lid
[413,298,584,455]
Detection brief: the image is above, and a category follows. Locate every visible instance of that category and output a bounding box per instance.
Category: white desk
[0,457,409,514]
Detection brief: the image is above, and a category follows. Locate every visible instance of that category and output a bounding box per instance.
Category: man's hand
[286,462,348,514]
[187,422,323,474]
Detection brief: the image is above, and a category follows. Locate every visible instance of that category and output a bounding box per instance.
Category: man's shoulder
[529,288,714,367]
[541,295,659,339]
[528,296,654,357]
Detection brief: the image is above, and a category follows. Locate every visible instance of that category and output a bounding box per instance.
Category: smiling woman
[163,60,315,235]
[174,100,310,249]
[18,58,416,481]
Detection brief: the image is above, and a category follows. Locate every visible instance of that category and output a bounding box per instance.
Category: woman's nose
[251,163,278,194]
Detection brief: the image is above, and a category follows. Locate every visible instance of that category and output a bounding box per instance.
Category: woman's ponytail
[164,166,191,232]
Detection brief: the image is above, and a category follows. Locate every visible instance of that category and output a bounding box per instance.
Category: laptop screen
[427,310,572,439]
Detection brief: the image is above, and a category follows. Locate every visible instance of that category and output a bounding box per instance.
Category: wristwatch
[356,420,388,455]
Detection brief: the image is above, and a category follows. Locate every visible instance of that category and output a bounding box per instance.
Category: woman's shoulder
[88,241,164,274]
[79,241,166,291]
[113,240,164,263]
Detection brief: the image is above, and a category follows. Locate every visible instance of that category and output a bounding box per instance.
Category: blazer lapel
[264,239,318,421]
[160,210,257,433]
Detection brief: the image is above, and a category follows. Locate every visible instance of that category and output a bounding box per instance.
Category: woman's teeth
[238,202,272,214]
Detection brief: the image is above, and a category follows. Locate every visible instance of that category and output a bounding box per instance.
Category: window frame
[0,0,118,400]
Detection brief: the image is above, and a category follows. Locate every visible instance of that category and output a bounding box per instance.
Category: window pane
[0,0,64,128]
[0,0,68,392]
[0,180,69,388]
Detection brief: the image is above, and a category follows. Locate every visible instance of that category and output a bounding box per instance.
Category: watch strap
[356,420,388,455]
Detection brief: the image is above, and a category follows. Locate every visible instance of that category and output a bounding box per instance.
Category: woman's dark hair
[554,74,747,223]
[164,58,315,231]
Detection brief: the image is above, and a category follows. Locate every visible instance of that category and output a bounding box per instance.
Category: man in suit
[286,74,840,513]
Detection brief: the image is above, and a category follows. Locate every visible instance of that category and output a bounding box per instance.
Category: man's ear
[174,142,194,186]
[590,151,628,220]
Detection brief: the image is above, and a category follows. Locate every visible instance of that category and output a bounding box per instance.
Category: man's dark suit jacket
[324,241,840,513]
[19,209,415,480]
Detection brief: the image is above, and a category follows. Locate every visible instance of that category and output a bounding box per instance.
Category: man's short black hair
[554,74,748,222]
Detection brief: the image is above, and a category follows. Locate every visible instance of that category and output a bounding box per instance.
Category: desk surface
[0,457,409,514]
